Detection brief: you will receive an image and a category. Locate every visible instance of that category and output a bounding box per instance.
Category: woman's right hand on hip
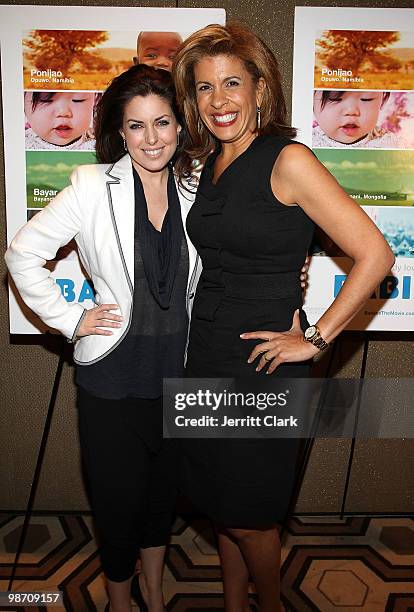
[77,304,123,337]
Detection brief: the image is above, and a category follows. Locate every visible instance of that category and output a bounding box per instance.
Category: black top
[185,133,315,377]
[76,166,189,399]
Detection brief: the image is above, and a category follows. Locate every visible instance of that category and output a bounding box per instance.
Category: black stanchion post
[7,335,66,591]
[339,332,370,519]
[280,336,339,542]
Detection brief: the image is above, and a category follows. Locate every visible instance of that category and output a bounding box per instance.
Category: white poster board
[294,7,414,330]
[1,5,225,333]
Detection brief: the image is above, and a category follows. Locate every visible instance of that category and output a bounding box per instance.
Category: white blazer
[5,154,201,365]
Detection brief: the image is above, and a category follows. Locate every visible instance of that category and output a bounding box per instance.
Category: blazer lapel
[105,158,197,297]
[106,155,135,293]
[175,175,198,291]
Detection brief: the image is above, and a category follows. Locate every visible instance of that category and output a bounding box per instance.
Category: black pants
[77,387,177,582]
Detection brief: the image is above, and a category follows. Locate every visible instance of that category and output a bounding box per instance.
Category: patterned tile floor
[0,513,413,611]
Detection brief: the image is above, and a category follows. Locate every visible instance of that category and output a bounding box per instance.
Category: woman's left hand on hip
[240,309,319,374]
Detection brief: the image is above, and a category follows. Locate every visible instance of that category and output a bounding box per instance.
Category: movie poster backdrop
[1,6,225,333]
[293,7,414,330]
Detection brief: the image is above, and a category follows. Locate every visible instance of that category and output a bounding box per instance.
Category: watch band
[312,335,329,351]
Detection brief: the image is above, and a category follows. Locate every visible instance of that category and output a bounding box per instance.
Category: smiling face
[24,92,95,146]
[120,94,180,177]
[313,91,385,144]
[194,54,265,147]
[135,31,183,71]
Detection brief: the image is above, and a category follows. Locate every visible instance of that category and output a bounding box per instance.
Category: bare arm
[242,144,394,372]
[273,144,394,341]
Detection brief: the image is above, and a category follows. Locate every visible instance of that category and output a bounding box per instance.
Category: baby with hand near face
[25,91,97,150]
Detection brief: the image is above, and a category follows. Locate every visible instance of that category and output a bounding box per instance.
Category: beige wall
[1,0,413,513]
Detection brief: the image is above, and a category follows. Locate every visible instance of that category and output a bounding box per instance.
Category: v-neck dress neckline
[209,135,263,187]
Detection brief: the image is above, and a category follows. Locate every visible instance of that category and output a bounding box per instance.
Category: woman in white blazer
[6,65,200,612]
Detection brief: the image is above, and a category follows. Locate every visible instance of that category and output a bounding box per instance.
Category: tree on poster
[316,30,401,73]
[24,30,111,72]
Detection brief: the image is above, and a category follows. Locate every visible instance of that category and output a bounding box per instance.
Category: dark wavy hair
[95,64,191,178]
[173,22,296,177]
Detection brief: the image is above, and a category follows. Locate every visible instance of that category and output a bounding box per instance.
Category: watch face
[305,325,317,340]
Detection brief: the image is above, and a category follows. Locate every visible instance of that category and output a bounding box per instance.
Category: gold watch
[304,325,329,351]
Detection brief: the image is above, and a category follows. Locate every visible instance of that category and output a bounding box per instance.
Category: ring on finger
[264,352,273,362]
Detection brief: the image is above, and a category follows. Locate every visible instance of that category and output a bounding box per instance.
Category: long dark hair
[173,22,296,177]
[95,64,191,177]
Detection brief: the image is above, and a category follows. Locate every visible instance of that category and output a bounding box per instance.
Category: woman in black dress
[173,23,394,612]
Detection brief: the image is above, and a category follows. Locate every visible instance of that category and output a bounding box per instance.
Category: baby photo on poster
[312,90,414,149]
[132,31,183,71]
[24,91,100,150]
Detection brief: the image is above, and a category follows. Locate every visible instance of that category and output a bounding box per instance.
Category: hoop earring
[123,137,127,151]
[177,131,180,147]
[256,106,261,131]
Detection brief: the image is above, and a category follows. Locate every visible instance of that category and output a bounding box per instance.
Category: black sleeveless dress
[182,135,315,527]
